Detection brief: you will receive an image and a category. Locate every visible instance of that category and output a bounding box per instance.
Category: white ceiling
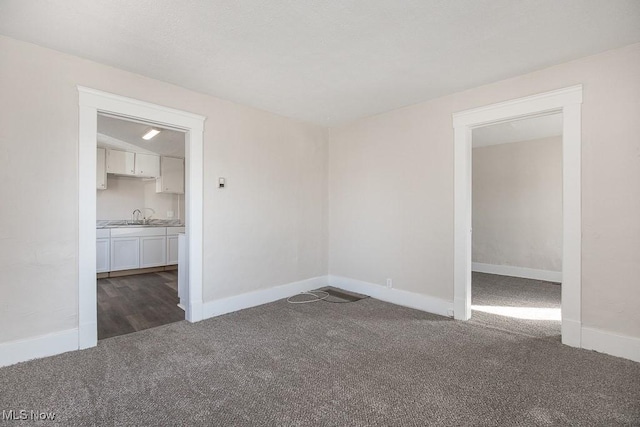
[97,115,185,157]
[472,113,563,148]
[1,1,639,126]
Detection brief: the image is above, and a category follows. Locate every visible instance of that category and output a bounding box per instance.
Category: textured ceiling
[473,113,563,148]
[1,1,640,125]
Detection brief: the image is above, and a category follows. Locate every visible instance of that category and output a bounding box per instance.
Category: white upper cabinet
[156,156,185,194]
[106,149,160,178]
[135,153,160,178]
[97,147,107,190]
[106,149,135,176]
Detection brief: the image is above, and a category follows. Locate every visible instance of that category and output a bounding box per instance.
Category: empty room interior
[1,1,639,425]
[471,114,564,338]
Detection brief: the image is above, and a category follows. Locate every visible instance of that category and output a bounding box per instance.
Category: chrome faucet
[143,207,155,220]
[132,209,142,222]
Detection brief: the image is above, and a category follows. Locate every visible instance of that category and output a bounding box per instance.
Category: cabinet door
[167,235,179,265]
[135,153,160,178]
[97,148,107,190]
[106,149,135,176]
[96,238,110,273]
[140,236,167,268]
[156,156,184,194]
[110,237,139,271]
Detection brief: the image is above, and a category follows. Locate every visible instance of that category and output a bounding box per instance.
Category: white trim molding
[452,85,583,128]
[452,85,583,349]
[472,263,562,283]
[0,329,78,368]
[581,327,640,363]
[328,275,453,318]
[78,87,206,349]
[202,276,329,318]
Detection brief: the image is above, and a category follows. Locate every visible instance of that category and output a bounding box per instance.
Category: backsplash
[97,175,184,220]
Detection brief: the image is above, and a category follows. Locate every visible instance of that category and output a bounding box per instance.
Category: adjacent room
[1,1,639,425]
[470,114,563,338]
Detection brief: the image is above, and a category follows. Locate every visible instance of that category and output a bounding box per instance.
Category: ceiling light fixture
[142,128,161,140]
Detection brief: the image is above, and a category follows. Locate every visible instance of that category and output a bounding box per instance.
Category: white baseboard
[0,328,79,368]
[561,318,581,348]
[328,275,453,318]
[472,262,562,283]
[202,276,329,319]
[78,321,97,350]
[581,327,640,363]
[3,283,635,369]
[186,301,204,323]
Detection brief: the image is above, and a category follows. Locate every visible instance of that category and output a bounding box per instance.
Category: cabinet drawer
[110,227,166,238]
[166,226,186,236]
[96,228,110,239]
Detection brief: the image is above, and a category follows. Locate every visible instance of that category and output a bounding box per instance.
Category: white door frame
[78,87,206,349]
[452,85,583,347]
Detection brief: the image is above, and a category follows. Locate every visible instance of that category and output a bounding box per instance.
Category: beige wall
[1,34,639,345]
[472,137,562,272]
[329,43,640,338]
[0,36,328,343]
[96,176,184,221]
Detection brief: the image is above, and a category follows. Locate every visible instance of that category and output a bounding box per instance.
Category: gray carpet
[471,272,562,338]
[1,293,639,425]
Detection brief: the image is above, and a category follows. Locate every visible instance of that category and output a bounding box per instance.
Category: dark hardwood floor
[97,270,184,340]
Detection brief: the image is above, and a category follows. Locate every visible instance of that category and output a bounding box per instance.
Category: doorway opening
[78,87,206,349]
[469,113,563,338]
[96,114,187,339]
[452,85,583,348]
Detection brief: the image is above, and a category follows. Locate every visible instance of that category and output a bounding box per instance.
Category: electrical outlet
[167,211,174,219]
[386,278,393,289]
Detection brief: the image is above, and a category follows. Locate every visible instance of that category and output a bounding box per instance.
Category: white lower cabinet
[100,226,181,273]
[96,238,110,273]
[140,236,167,268]
[110,237,140,271]
[167,235,179,265]
[166,227,184,266]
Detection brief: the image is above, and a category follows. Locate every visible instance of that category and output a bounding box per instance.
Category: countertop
[97,220,185,229]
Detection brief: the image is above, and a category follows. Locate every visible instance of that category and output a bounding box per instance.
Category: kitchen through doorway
[96,114,187,339]
[78,87,206,349]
